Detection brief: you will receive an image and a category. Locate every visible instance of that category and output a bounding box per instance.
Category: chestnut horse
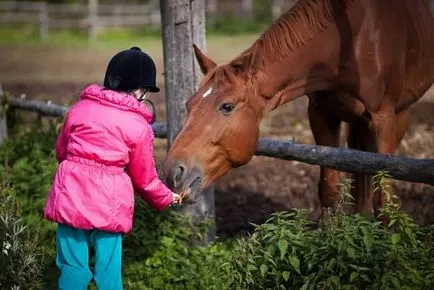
[163,0,434,217]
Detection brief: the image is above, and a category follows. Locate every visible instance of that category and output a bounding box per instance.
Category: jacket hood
[80,84,155,123]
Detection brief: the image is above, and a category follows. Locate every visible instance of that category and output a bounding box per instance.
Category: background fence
[0,0,302,41]
[1,91,433,186]
[2,0,433,42]
[0,0,161,41]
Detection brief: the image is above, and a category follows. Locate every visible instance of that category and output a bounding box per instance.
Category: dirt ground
[3,80,433,238]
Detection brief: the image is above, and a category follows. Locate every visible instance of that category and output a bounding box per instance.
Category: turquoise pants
[56,224,123,290]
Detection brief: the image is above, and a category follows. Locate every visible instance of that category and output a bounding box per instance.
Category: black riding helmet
[104,46,159,124]
[103,46,160,93]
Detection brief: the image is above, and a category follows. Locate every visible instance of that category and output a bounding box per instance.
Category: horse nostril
[174,165,185,186]
[168,163,186,189]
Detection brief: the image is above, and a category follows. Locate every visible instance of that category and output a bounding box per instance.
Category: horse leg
[347,121,376,216]
[372,109,409,214]
[308,96,342,214]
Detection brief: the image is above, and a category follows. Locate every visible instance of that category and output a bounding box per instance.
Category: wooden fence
[1,94,433,186]
[0,0,303,42]
[0,0,161,41]
[2,0,434,42]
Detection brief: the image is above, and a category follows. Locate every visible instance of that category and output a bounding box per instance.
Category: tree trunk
[160,0,215,242]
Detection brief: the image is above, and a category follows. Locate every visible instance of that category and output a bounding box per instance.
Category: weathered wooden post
[271,0,297,20]
[240,0,253,21]
[39,2,48,42]
[160,0,215,242]
[206,0,217,28]
[88,0,98,42]
[0,83,7,145]
[271,0,284,20]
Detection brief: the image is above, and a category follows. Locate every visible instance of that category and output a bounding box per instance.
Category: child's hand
[172,193,181,205]
[171,188,192,206]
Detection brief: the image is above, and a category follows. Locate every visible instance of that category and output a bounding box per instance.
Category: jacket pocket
[116,174,134,220]
[52,162,69,221]
[55,162,78,223]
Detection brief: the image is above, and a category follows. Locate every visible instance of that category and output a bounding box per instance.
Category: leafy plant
[228,177,434,290]
[0,117,234,289]
[123,200,232,290]
[0,169,45,290]
[1,114,433,290]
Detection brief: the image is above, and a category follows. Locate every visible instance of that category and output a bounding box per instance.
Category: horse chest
[309,91,368,123]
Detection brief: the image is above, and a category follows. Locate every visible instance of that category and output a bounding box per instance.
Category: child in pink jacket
[44,47,180,290]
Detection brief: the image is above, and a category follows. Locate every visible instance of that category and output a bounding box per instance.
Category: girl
[44,47,181,290]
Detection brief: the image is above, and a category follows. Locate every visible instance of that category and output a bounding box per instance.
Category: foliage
[122,200,232,290]
[0,170,45,290]
[1,114,433,290]
[0,116,233,289]
[228,174,434,290]
[208,16,270,35]
[0,117,58,236]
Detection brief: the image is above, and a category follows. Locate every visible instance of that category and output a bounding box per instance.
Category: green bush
[0,171,45,290]
[227,175,434,290]
[1,114,433,290]
[0,116,234,289]
[208,16,269,35]
[122,199,233,290]
[1,123,57,218]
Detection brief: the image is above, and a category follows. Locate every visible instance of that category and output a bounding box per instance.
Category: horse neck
[255,34,339,113]
[250,0,353,112]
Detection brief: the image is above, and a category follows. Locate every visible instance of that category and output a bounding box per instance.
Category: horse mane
[233,0,356,65]
[205,0,355,84]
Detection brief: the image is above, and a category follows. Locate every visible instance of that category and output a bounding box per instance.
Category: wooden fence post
[240,0,253,21]
[160,0,215,242]
[0,83,7,146]
[88,0,97,42]
[271,0,284,20]
[39,2,48,42]
[206,0,217,28]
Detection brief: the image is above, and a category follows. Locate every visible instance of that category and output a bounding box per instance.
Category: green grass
[0,26,162,48]
[0,24,262,48]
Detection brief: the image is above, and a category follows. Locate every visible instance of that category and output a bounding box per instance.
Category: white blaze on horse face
[202,87,213,98]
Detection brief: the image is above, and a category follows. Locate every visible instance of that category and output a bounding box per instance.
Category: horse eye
[219,103,235,114]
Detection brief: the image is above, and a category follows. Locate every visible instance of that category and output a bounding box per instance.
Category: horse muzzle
[163,160,203,204]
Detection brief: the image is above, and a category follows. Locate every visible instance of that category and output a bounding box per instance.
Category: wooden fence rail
[1,95,433,186]
[0,0,160,41]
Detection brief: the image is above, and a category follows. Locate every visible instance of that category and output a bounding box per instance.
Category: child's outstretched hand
[172,193,181,205]
[171,188,192,205]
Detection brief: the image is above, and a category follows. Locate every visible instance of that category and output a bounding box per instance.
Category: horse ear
[230,41,263,75]
[193,44,217,75]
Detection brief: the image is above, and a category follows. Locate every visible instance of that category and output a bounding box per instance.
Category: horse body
[163,0,434,216]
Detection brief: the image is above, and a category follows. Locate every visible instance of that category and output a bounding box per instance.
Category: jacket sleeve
[55,115,71,163]
[127,125,174,211]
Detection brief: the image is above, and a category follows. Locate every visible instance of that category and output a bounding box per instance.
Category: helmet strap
[131,88,149,102]
[130,88,156,124]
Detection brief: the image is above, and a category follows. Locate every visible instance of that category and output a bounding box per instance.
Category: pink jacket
[44,84,173,234]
